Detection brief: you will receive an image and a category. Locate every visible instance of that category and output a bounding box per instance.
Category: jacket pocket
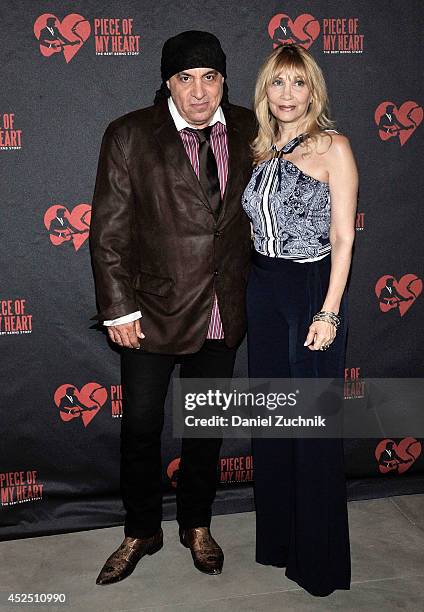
[133,271,173,297]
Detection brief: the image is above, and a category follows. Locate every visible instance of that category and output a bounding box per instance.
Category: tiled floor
[0,495,423,611]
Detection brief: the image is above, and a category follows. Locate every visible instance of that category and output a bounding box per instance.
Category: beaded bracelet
[312,310,341,329]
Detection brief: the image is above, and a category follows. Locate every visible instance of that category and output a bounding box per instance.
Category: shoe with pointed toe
[179,527,224,575]
[96,529,163,585]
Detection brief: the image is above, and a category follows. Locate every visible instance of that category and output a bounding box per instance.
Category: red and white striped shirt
[178,117,228,339]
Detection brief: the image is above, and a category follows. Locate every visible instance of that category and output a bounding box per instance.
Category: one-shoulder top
[242,131,337,262]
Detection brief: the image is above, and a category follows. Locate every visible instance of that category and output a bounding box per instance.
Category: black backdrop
[1,1,423,540]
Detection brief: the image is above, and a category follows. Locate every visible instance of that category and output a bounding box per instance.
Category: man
[377,103,414,136]
[58,386,96,416]
[378,277,413,308]
[272,16,311,47]
[48,207,85,241]
[89,30,256,585]
[38,16,80,51]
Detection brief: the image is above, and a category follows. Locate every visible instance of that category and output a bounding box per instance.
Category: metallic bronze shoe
[96,528,163,585]
[179,527,224,575]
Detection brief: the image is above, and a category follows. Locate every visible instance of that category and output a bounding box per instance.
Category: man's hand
[107,319,145,349]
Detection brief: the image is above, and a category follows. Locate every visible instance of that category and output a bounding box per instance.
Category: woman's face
[266,69,311,127]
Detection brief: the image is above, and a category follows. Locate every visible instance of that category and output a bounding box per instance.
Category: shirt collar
[168,96,226,131]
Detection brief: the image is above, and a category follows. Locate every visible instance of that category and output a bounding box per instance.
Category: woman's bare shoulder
[316,130,352,157]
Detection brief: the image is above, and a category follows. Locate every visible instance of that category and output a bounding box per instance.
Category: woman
[242,44,358,596]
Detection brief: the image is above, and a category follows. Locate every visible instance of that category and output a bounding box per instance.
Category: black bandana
[161,30,227,82]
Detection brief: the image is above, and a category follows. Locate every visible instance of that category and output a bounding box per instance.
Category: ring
[320,343,331,351]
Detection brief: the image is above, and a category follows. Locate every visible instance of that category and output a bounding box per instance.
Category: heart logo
[375,101,423,146]
[376,438,422,474]
[34,13,91,63]
[44,204,91,251]
[167,457,181,488]
[268,13,320,49]
[375,274,422,317]
[54,383,107,427]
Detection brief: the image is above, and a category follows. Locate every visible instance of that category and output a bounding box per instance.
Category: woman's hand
[304,320,336,351]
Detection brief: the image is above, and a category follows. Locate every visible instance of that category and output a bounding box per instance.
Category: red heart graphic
[44,203,91,251]
[376,437,421,474]
[268,13,320,49]
[375,274,422,317]
[34,13,91,63]
[375,101,423,146]
[54,383,107,427]
[167,457,181,489]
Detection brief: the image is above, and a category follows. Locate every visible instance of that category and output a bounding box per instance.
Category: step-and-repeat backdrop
[1,1,423,539]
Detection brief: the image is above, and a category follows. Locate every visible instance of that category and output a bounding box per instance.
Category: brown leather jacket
[89,99,256,354]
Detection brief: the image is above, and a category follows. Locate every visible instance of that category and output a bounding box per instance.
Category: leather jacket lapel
[217,107,244,223]
[153,101,213,214]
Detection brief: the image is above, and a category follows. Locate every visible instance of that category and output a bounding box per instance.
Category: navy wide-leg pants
[247,250,351,597]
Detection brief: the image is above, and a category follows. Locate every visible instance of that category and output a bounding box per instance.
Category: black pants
[120,339,237,538]
[247,251,351,597]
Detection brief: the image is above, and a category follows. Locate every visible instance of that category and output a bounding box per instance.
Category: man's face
[166,67,224,128]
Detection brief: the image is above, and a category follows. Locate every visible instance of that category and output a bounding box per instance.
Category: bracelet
[312,310,341,329]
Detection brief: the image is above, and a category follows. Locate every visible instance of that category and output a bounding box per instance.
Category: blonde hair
[251,44,336,165]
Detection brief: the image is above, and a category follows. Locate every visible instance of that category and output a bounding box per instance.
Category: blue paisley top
[242,133,333,262]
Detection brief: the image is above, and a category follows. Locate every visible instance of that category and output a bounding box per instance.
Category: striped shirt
[173,98,227,339]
